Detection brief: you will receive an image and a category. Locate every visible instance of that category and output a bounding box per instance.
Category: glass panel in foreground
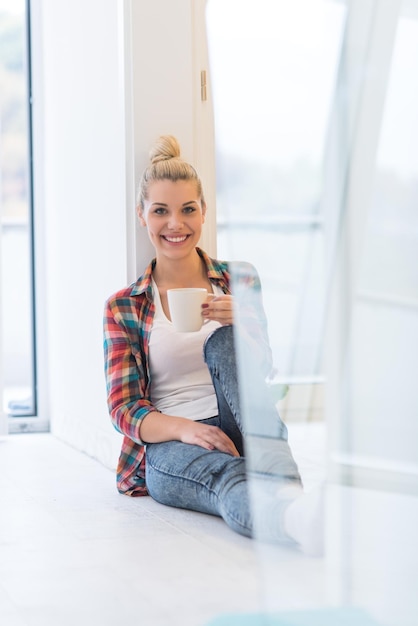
[206,0,418,624]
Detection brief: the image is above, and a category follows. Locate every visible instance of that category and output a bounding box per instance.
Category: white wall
[31,0,215,469]
[32,0,127,467]
[128,0,216,277]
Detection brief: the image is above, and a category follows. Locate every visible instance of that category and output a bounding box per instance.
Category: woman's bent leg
[203,326,324,554]
[145,440,253,537]
[203,325,301,484]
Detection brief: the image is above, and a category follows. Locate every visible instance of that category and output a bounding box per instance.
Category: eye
[183,205,197,214]
[153,207,167,215]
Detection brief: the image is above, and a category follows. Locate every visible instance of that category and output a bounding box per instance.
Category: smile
[162,235,189,243]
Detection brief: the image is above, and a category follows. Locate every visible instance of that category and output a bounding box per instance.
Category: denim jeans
[145,325,301,541]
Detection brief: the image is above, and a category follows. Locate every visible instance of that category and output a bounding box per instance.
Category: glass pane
[349,13,418,467]
[218,225,326,378]
[206,2,418,626]
[207,0,346,221]
[333,10,418,626]
[206,0,346,380]
[0,0,36,418]
[359,15,418,302]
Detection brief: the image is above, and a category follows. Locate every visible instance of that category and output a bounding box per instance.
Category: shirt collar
[129,247,227,297]
[130,258,156,298]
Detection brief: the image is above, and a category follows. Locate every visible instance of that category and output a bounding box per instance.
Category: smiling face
[138,179,206,262]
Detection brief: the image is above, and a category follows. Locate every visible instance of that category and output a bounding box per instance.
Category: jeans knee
[203,325,235,367]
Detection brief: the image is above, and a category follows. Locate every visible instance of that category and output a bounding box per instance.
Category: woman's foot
[282,485,325,557]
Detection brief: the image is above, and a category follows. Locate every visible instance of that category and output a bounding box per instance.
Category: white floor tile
[2,429,415,626]
[0,434,262,626]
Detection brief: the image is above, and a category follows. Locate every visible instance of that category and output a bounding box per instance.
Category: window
[0,0,36,427]
[206,0,347,382]
[359,14,418,304]
[346,9,418,465]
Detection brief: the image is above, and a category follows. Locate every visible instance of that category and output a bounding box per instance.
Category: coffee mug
[167,288,209,332]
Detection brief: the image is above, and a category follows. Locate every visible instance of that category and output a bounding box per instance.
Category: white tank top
[149,279,222,420]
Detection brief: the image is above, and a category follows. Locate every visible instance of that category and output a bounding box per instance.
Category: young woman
[103,135,322,555]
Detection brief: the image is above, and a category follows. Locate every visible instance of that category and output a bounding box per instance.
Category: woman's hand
[179,420,240,456]
[139,411,239,456]
[202,294,234,326]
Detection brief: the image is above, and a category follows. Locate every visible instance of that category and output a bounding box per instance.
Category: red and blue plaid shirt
[103,248,272,496]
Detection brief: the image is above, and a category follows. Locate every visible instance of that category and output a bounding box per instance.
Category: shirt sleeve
[103,297,155,444]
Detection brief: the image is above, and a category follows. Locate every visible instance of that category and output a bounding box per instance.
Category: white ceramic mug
[167,288,209,332]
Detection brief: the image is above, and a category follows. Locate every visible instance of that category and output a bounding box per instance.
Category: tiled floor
[4,425,417,626]
[0,424,327,626]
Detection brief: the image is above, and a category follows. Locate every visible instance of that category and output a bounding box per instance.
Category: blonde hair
[137,135,205,209]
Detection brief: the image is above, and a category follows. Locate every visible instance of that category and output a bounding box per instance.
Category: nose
[167,212,184,230]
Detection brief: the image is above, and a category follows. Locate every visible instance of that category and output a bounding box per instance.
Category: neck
[153,248,206,288]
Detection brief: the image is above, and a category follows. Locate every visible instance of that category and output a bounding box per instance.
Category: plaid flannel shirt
[103,247,272,496]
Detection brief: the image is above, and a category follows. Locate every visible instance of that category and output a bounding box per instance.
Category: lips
[162,235,189,243]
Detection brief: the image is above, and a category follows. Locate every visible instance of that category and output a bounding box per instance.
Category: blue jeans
[145,325,301,540]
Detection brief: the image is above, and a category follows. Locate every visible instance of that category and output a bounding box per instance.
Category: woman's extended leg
[145,432,296,544]
[145,435,251,536]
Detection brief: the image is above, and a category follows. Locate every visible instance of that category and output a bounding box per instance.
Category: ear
[201,201,207,223]
[136,205,147,227]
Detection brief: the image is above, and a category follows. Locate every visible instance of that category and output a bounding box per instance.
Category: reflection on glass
[207,0,418,625]
[206,0,346,217]
[0,0,35,418]
[360,16,418,303]
[207,0,346,381]
[347,13,418,468]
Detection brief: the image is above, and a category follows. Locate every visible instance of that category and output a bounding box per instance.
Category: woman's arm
[104,296,239,456]
[104,297,155,444]
[139,411,239,456]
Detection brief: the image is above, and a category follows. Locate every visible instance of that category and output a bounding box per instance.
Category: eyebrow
[150,201,199,207]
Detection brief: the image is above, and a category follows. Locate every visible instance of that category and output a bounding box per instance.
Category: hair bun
[137,133,203,208]
[149,135,181,164]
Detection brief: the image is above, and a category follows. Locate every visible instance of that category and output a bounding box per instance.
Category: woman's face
[139,179,206,260]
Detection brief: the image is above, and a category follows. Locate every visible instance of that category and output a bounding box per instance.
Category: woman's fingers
[202,295,234,325]
[181,422,240,456]
[204,426,240,456]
